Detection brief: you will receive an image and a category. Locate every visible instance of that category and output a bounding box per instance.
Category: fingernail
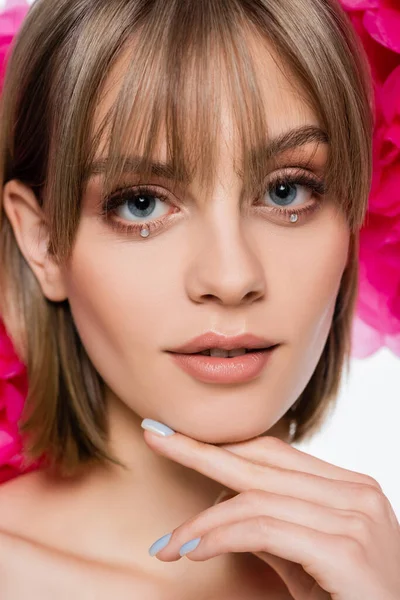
[141,419,175,437]
[179,537,201,557]
[148,533,172,556]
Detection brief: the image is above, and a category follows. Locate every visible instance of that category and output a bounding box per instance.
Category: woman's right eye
[108,187,172,222]
[100,185,180,237]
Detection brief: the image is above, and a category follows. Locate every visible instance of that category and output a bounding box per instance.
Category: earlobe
[2,179,68,302]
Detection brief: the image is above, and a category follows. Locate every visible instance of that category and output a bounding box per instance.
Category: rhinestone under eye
[140,226,150,238]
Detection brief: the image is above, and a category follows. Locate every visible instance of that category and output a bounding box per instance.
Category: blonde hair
[0,0,374,477]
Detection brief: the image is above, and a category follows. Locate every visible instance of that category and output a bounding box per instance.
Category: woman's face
[62,38,350,443]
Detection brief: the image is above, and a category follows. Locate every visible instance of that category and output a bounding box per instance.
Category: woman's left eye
[262,172,326,210]
[265,181,310,208]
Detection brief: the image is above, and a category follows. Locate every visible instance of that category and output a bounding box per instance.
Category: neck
[41,387,288,585]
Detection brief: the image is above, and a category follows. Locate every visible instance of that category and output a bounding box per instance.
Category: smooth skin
[144,423,400,600]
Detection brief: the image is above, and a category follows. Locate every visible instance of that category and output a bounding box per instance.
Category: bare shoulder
[0,471,43,519]
[0,527,170,600]
[0,475,171,600]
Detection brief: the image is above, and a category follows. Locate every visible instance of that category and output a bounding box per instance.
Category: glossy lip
[169,348,277,384]
[166,332,280,385]
[168,332,277,354]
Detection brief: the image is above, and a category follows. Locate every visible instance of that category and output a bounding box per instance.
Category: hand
[142,420,400,600]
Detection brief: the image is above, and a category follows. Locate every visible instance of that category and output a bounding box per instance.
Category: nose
[185,216,266,307]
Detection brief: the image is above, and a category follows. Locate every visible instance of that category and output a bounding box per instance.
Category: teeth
[210,348,229,358]
[228,348,247,357]
[200,348,247,358]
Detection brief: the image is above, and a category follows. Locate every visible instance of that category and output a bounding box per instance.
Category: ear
[2,179,68,302]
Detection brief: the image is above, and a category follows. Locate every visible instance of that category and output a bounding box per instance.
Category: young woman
[0,0,399,598]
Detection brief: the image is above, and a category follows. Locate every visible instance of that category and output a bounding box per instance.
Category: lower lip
[168,348,277,384]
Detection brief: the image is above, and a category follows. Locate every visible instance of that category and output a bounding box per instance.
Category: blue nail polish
[179,537,201,557]
[141,419,175,437]
[148,533,172,557]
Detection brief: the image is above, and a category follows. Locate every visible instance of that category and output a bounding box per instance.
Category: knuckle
[333,535,366,565]
[357,474,383,491]
[255,515,274,536]
[354,484,388,518]
[345,513,372,544]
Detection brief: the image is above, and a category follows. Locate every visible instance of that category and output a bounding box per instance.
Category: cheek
[262,205,350,396]
[62,222,183,385]
[285,212,350,335]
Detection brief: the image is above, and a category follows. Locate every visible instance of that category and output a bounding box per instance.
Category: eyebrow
[85,125,329,182]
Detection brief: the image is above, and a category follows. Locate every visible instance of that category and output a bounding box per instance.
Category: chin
[171,418,276,445]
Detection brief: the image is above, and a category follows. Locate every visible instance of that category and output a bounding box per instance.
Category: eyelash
[99,170,327,237]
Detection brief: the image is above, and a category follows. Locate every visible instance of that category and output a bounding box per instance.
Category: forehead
[92,30,320,167]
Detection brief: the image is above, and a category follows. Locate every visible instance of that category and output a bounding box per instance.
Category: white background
[2,0,399,519]
[296,348,400,518]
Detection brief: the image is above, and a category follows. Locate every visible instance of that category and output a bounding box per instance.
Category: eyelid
[99,167,326,236]
[100,183,179,214]
[99,183,182,239]
[265,165,325,183]
[262,167,327,198]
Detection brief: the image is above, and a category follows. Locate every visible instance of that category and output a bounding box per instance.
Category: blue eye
[269,182,298,206]
[264,173,326,209]
[117,191,170,222]
[126,194,157,218]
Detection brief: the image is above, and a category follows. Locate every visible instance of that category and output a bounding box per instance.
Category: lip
[168,332,276,354]
[166,332,279,385]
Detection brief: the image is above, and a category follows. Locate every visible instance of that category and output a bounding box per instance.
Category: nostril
[244,289,264,303]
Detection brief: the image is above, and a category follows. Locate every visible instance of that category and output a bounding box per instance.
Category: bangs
[35,0,373,260]
[87,7,271,204]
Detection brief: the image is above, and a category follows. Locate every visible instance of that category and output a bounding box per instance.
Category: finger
[254,552,331,600]
[177,516,355,596]
[154,489,358,562]
[220,436,380,488]
[144,429,380,512]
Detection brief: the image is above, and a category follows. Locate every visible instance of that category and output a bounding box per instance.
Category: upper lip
[168,332,278,354]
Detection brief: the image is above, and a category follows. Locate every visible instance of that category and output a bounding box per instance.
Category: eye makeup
[98,168,327,238]
[99,184,181,238]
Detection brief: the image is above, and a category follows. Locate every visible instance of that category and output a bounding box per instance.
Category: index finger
[141,420,378,509]
[142,424,254,492]
[220,436,380,488]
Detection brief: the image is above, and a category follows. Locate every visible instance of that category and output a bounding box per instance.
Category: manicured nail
[148,533,172,556]
[141,419,175,437]
[179,537,201,556]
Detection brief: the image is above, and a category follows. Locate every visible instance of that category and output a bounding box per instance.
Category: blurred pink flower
[0,320,39,483]
[0,0,29,92]
[341,0,400,358]
[1,1,34,482]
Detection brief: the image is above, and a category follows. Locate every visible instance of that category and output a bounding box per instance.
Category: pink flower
[0,320,39,483]
[0,0,29,92]
[341,0,400,357]
[352,316,400,358]
[0,2,39,484]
